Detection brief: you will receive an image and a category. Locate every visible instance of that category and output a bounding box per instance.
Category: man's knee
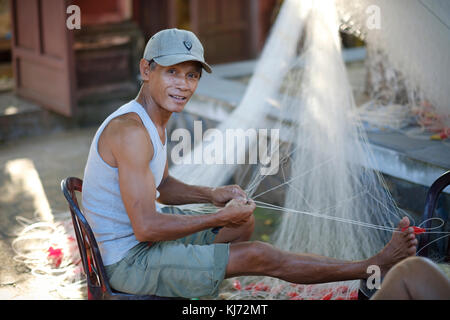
[231,215,256,242]
[398,256,436,273]
[214,214,255,244]
[227,241,286,278]
[241,214,255,241]
[388,256,430,280]
[245,240,281,273]
[397,256,426,269]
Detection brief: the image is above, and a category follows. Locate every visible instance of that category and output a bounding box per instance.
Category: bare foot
[369,216,418,276]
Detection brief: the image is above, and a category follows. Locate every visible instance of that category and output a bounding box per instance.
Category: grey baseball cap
[143,28,212,73]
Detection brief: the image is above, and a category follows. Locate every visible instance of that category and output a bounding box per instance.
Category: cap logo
[183,40,192,51]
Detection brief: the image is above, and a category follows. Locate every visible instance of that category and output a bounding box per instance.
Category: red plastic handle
[401,226,425,235]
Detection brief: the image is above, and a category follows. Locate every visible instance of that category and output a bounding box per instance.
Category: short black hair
[148,59,157,71]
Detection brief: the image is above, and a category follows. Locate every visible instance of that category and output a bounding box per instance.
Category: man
[82,28,418,298]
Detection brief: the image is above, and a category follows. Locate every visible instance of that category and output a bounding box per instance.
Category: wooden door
[10,0,76,117]
[190,0,258,64]
[132,0,175,41]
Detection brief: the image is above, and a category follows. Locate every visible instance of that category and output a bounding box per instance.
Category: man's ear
[139,58,151,81]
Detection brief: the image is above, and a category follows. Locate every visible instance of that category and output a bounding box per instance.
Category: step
[0,92,75,143]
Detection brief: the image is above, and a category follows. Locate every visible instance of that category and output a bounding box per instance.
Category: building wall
[133,0,279,64]
[74,0,132,25]
[69,0,279,64]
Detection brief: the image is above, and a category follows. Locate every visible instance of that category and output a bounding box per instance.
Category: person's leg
[224,217,418,284]
[371,256,450,300]
[213,214,255,244]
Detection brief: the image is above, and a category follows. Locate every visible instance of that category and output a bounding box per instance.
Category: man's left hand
[210,185,248,207]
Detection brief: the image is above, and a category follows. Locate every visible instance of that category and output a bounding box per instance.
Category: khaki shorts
[104,206,230,298]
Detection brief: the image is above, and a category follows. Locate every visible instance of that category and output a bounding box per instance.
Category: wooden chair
[61,177,180,300]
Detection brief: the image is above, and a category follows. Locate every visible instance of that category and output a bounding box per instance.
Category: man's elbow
[134,229,148,242]
[134,224,165,242]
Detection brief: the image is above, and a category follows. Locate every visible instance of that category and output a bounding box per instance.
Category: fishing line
[11,213,86,299]
[254,200,450,236]
[248,156,336,200]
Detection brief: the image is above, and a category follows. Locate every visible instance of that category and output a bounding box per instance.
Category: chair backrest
[61,177,173,300]
[418,171,450,260]
[61,177,114,299]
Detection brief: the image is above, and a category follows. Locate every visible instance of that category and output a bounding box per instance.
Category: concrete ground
[0,127,96,299]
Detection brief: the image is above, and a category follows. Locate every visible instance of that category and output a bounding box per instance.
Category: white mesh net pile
[336,0,450,136]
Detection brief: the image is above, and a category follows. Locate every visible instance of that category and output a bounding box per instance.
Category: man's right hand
[217,198,256,228]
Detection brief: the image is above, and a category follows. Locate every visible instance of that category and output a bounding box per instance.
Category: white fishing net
[218,0,408,300]
[11,212,85,299]
[169,0,309,186]
[336,0,450,135]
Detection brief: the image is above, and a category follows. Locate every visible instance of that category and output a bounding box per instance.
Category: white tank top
[82,100,167,265]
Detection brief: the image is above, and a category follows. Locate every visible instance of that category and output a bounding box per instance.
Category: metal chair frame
[417,171,450,260]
